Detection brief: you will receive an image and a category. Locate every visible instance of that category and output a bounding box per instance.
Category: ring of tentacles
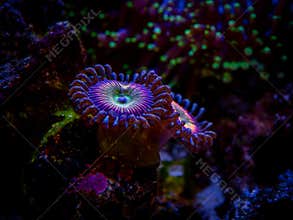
[69,64,172,129]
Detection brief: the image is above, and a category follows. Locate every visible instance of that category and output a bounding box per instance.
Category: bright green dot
[206,0,214,5]
[99,13,105,19]
[248,6,254,12]
[109,41,116,48]
[262,47,271,54]
[178,41,185,47]
[170,59,176,65]
[147,43,155,50]
[188,50,195,56]
[214,56,221,62]
[250,13,256,20]
[176,35,183,41]
[191,45,198,52]
[216,32,222,38]
[244,47,253,56]
[185,29,191,35]
[201,44,207,50]
[238,26,244,32]
[147,22,154,28]
[212,63,220,69]
[193,24,200,29]
[252,29,258,36]
[228,20,235,26]
[152,34,158,40]
[224,4,231,10]
[153,2,159,8]
[81,25,87,32]
[223,62,229,69]
[160,55,167,62]
[176,57,182,63]
[234,2,240,8]
[176,15,182,22]
[138,42,145,48]
[273,15,281,20]
[154,27,161,34]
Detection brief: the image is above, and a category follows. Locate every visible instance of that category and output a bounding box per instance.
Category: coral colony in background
[0,0,292,219]
[91,0,290,91]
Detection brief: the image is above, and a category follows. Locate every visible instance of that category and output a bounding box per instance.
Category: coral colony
[1,0,292,219]
[93,0,287,85]
[69,64,216,166]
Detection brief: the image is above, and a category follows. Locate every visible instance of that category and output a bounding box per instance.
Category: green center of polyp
[114,94,132,104]
[113,87,133,105]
